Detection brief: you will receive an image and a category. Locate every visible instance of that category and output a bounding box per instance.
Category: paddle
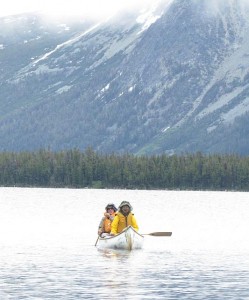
[94,236,99,246]
[141,232,172,236]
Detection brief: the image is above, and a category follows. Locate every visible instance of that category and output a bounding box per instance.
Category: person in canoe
[98,203,118,237]
[110,201,139,235]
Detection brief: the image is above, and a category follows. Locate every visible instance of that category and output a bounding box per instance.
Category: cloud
[204,0,249,11]
[1,0,169,20]
[1,0,38,17]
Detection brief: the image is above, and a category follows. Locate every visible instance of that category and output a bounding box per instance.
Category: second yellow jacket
[111,211,139,235]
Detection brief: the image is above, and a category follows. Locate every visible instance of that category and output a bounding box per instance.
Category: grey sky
[0,0,165,18]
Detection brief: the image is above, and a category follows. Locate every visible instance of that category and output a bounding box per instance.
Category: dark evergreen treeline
[0,148,249,191]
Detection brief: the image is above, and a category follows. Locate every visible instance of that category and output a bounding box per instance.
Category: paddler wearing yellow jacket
[110,201,139,235]
[98,203,117,237]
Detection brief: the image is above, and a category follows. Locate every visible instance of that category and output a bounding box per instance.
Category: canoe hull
[97,226,144,250]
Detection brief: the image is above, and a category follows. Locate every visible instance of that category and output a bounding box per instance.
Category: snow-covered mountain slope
[1,0,249,155]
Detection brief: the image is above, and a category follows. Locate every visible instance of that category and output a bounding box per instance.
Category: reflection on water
[0,188,249,299]
[97,248,134,259]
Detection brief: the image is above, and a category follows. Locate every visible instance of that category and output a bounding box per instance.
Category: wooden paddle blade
[142,232,172,236]
[150,232,172,236]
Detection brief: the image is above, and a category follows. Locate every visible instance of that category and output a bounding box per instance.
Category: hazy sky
[2,0,249,18]
[0,0,158,19]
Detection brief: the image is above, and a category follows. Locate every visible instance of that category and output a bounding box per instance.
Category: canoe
[97,226,144,250]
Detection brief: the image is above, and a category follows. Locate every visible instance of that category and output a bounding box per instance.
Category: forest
[0,148,249,191]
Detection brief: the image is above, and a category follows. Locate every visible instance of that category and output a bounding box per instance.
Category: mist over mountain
[1,0,249,155]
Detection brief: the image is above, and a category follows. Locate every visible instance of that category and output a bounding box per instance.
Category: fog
[1,0,172,20]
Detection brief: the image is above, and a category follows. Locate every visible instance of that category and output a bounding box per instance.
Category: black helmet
[118,201,133,210]
[105,203,117,212]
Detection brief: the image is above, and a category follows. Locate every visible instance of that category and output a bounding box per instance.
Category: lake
[0,187,249,299]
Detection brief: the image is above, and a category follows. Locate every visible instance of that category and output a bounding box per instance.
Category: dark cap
[105,203,117,212]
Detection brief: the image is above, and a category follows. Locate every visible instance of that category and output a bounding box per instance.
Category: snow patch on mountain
[101,83,110,92]
[222,97,249,124]
[128,85,136,92]
[136,0,173,34]
[33,22,102,65]
[199,86,246,119]
[11,22,102,81]
[56,85,72,94]
[196,27,249,125]
[88,30,142,70]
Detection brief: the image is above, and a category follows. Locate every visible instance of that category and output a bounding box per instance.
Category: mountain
[1,0,249,155]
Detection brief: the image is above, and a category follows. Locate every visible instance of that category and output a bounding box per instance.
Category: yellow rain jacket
[111,211,139,235]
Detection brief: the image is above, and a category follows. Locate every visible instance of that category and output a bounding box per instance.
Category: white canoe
[97,226,144,250]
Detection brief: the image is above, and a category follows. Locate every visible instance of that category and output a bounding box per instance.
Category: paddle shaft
[142,232,172,236]
[94,236,99,246]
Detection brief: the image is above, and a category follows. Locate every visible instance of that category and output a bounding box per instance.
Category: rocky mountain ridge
[1,0,249,155]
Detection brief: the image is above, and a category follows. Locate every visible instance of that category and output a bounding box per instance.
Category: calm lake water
[0,187,249,299]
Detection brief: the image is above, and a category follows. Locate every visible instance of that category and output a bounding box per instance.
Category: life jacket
[115,211,134,233]
[102,212,115,233]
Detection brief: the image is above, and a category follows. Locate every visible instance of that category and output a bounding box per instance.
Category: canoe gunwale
[97,225,144,250]
[98,225,143,241]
